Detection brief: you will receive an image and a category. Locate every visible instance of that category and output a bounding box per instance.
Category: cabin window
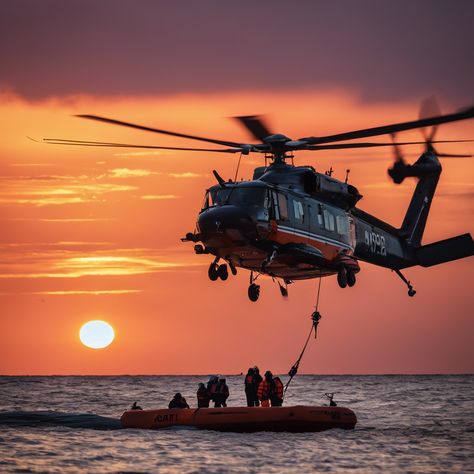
[323,209,335,231]
[293,199,304,221]
[272,191,280,220]
[278,194,288,220]
[336,215,348,235]
[317,204,323,226]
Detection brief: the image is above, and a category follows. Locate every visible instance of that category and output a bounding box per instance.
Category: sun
[79,320,115,349]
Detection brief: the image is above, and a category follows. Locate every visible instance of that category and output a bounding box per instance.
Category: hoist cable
[283,274,323,397]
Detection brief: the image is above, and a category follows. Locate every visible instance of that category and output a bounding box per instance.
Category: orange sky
[0,90,473,374]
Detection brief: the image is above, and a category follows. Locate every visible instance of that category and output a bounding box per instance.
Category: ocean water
[0,375,473,473]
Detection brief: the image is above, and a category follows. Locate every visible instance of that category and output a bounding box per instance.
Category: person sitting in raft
[168,393,190,409]
[197,383,210,408]
[258,371,284,407]
[214,377,230,407]
[131,401,143,410]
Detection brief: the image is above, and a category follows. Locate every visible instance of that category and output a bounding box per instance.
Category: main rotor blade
[301,106,474,145]
[436,153,472,158]
[307,139,474,151]
[76,115,243,148]
[234,115,272,142]
[42,138,241,153]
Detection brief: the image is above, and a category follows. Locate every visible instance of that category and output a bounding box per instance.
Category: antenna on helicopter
[344,169,350,184]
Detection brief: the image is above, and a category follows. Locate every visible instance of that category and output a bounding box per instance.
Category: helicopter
[43,101,474,301]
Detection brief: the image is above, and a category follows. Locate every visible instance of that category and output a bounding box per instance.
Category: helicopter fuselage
[191,163,415,282]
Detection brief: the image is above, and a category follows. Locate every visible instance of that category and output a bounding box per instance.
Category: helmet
[264,370,273,377]
[175,392,182,398]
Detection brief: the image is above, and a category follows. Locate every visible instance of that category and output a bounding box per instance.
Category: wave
[0,411,122,430]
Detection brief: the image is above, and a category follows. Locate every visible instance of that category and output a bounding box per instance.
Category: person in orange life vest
[257,371,275,407]
[168,393,189,409]
[252,366,263,406]
[197,383,210,408]
[207,375,219,404]
[214,377,230,407]
[270,376,284,407]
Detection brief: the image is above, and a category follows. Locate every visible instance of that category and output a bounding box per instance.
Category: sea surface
[0,375,473,473]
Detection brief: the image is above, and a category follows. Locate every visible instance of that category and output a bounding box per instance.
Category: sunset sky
[1,0,473,375]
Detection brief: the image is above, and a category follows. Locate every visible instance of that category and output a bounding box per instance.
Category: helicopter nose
[198,205,255,242]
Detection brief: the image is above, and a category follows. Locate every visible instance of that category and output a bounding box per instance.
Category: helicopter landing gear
[278,281,288,297]
[346,268,356,287]
[207,257,231,281]
[228,259,237,276]
[208,262,219,281]
[217,264,228,280]
[248,271,261,302]
[248,283,260,302]
[337,267,347,288]
[394,269,416,297]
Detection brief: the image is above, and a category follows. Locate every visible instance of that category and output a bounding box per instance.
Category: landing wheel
[208,263,218,281]
[337,268,347,288]
[346,269,356,287]
[248,283,260,302]
[218,264,228,281]
[408,288,416,297]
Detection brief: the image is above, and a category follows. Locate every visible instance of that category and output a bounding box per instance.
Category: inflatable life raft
[121,406,357,432]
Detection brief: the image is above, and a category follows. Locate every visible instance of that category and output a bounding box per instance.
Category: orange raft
[121,406,357,432]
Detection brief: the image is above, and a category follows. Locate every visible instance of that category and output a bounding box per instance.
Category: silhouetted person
[270,376,284,407]
[245,368,257,407]
[131,401,143,410]
[197,383,210,408]
[168,393,189,409]
[214,377,229,407]
[252,366,263,407]
[207,375,219,405]
[258,371,284,407]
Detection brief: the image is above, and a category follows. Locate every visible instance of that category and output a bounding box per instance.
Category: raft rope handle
[283,274,322,397]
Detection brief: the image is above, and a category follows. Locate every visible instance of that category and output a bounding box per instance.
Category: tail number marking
[365,230,386,256]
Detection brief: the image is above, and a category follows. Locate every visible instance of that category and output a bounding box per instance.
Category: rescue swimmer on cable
[42,98,474,301]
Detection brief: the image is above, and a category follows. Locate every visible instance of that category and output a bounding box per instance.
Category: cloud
[5,217,115,223]
[0,246,200,279]
[168,172,204,179]
[106,168,160,178]
[0,1,472,103]
[0,175,138,206]
[0,289,142,296]
[113,151,170,157]
[140,194,180,200]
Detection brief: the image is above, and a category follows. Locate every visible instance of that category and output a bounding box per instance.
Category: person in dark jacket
[252,366,263,407]
[214,377,229,407]
[244,368,257,407]
[197,383,210,408]
[207,375,219,405]
[168,393,189,409]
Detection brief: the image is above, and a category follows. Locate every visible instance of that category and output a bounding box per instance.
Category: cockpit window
[202,187,266,210]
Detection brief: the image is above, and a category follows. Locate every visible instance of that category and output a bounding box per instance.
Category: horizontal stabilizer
[416,233,474,267]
